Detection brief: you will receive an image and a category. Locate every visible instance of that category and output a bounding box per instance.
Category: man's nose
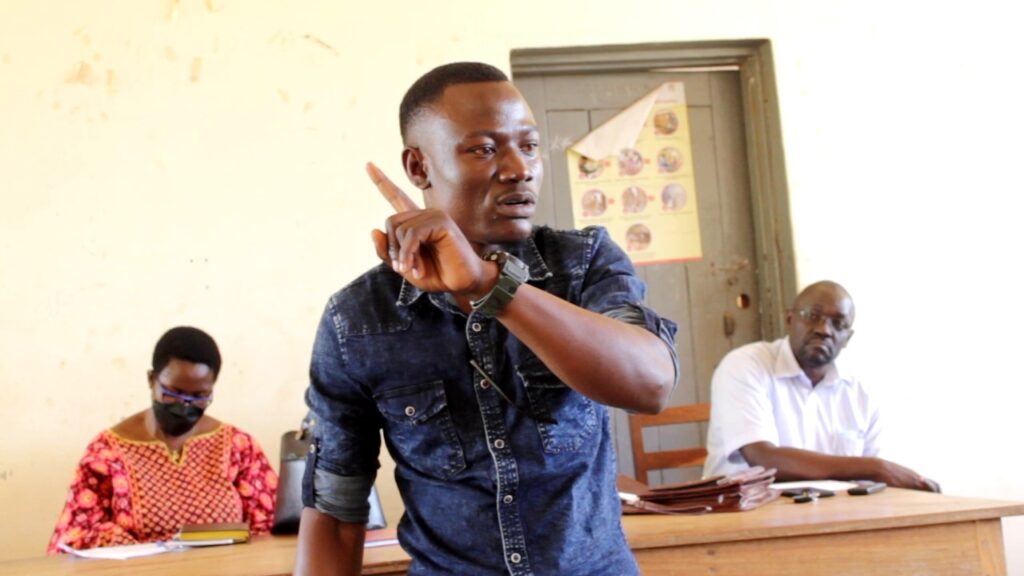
[497,149,535,183]
[811,318,834,336]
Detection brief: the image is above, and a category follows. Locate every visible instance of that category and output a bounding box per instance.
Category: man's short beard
[798,348,834,369]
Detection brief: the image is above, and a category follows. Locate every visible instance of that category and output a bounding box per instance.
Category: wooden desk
[0,537,408,576]
[626,488,1024,575]
[3,489,1021,575]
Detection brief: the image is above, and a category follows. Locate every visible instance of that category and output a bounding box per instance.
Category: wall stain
[167,0,180,22]
[190,57,202,83]
[75,31,92,47]
[302,34,339,56]
[66,61,96,85]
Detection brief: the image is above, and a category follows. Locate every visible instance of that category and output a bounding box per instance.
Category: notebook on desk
[176,521,250,544]
[618,466,780,514]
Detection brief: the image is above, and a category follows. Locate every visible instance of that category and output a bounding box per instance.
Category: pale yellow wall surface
[2,0,1024,572]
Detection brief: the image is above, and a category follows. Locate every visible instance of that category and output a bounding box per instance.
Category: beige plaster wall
[1,0,1022,572]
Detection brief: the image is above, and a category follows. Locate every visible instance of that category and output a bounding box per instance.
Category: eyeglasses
[794,308,852,332]
[157,383,214,408]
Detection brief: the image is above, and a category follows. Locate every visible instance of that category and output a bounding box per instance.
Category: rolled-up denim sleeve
[302,297,382,522]
[580,226,680,387]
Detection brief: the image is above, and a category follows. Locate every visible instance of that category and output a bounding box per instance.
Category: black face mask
[152,400,204,437]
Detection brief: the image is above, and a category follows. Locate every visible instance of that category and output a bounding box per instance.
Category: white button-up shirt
[703,338,881,478]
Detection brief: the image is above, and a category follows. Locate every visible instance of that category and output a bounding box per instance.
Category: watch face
[498,252,529,283]
[472,251,529,317]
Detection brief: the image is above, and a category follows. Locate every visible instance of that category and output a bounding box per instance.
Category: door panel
[516,70,760,485]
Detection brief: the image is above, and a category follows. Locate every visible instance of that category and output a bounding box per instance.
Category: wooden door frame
[511,39,796,339]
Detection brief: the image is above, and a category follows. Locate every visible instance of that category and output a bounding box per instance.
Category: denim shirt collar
[395,230,555,309]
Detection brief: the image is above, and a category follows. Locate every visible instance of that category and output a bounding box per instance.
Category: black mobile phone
[782,488,835,498]
[848,482,887,496]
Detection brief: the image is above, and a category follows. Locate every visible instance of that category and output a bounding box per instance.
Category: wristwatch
[470,251,530,318]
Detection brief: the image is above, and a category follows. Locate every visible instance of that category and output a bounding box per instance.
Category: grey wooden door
[515,70,762,485]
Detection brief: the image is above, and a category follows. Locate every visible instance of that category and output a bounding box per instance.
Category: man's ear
[402,147,431,191]
[147,370,156,390]
[842,329,855,349]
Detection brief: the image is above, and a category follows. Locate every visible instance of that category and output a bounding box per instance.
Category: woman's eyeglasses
[157,383,213,408]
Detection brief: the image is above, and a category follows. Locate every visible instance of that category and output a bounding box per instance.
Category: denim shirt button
[503,494,514,504]
[308,443,316,453]
[471,322,483,332]
[404,406,416,417]
[494,439,505,449]
[510,553,522,563]
[479,379,490,389]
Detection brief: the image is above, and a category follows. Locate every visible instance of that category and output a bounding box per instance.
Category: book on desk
[176,522,251,545]
[364,527,399,548]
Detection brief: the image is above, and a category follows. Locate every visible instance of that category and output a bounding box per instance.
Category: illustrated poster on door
[565,81,702,265]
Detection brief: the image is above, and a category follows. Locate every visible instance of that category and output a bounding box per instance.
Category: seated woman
[48,326,278,553]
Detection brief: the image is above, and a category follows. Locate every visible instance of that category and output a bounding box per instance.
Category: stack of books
[618,466,780,514]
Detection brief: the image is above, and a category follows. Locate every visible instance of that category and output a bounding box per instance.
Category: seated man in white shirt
[703,280,939,492]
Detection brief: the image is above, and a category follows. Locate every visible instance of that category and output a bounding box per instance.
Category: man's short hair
[399,62,509,142]
[152,326,222,378]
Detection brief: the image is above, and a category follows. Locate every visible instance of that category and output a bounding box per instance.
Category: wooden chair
[628,403,711,485]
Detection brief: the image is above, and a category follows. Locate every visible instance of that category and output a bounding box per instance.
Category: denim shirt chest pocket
[374,381,467,480]
[516,357,599,454]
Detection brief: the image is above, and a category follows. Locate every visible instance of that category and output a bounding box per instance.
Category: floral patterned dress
[48,424,278,553]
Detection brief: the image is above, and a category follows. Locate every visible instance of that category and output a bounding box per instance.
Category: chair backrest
[628,403,711,485]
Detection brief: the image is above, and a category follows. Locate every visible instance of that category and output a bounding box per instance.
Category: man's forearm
[738,442,938,492]
[294,508,366,576]
[496,284,675,413]
[740,442,879,482]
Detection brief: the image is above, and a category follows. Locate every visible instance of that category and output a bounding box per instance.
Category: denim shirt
[304,225,678,576]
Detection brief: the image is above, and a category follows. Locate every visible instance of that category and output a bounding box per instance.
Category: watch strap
[470,251,529,318]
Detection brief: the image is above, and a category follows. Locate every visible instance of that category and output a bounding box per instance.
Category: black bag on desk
[271,412,387,534]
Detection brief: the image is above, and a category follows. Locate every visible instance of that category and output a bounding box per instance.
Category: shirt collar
[395,229,554,308]
[773,337,847,388]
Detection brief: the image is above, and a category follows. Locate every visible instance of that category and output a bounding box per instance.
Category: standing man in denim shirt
[295,62,679,576]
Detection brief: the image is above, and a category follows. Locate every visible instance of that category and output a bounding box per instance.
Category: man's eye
[521,142,540,155]
[471,146,496,157]
[801,310,822,322]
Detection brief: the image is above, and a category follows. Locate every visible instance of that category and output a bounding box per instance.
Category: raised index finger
[366,162,420,213]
